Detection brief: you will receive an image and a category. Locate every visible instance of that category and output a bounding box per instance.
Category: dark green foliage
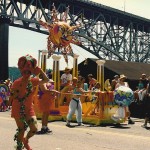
[8,67,54,81]
[9,67,21,81]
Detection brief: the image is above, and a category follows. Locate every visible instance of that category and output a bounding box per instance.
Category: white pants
[138,89,147,101]
[67,98,82,123]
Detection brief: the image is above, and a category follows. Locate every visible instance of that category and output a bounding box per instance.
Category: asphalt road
[0,111,150,150]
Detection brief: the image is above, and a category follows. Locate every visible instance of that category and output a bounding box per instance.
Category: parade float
[33,4,134,125]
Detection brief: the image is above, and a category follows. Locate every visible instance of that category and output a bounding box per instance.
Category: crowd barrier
[34,91,128,125]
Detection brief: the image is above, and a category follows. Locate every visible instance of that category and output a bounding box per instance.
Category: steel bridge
[0,0,150,80]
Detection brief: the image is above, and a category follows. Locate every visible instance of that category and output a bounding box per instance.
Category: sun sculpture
[39,4,81,63]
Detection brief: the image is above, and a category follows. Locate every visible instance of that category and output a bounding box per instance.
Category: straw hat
[114,75,119,78]
[5,78,11,82]
[119,74,127,80]
[64,67,71,72]
[141,73,146,76]
[72,77,78,80]
[49,79,54,83]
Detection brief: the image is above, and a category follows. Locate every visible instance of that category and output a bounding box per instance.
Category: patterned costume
[11,77,39,118]
[10,55,44,150]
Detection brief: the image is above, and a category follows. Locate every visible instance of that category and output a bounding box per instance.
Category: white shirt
[61,73,72,84]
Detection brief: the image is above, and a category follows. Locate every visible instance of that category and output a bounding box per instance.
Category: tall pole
[124,0,126,12]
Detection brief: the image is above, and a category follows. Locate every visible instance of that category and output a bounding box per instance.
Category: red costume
[10,54,43,150]
[11,77,39,118]
[38,89,56,113]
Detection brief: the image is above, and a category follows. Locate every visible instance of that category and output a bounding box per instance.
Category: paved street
[0,111,150,150]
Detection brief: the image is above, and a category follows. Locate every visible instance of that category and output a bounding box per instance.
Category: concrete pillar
[52,55,61,91]
[41,50,47,72]
[96,60,106,91]
[38,50,42,67]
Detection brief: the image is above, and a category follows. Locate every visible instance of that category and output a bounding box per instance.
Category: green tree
[9,67,21,81]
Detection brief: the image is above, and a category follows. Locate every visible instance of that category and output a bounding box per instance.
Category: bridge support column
[0,22,9,81]
[96,60,105,91]
[72,54,79,78]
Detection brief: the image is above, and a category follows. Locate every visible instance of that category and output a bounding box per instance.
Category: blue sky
[9,0,150,69]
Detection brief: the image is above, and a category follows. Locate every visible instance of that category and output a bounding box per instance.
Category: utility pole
[124,0,126,12]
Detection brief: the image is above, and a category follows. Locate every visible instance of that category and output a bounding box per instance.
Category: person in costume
[9,55,49,150]
[0,83,9,111]
[37,78,60,134]
[3,78,12,110]
[0,90,6,111]
[114,74,134,124]
[66,80,87,126]
[5,78,12,89]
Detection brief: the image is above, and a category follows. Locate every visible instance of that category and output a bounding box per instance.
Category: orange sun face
[50,22,74,47]
[39,4,81,63]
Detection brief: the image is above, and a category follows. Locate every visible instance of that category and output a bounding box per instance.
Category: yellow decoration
[39,5,81,63]
[104,79,111,91]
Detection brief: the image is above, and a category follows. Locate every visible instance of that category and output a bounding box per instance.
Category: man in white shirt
[60,67,72,90]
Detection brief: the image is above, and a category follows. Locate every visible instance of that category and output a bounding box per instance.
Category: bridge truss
[0,0,150,64]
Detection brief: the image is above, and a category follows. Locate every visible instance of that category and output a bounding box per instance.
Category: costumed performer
[9,55,49,150]
[112,74,134,124]
[3,79,12,110]
[66,80,87,127]
[37,78,60,134]
[0,83,9,111]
